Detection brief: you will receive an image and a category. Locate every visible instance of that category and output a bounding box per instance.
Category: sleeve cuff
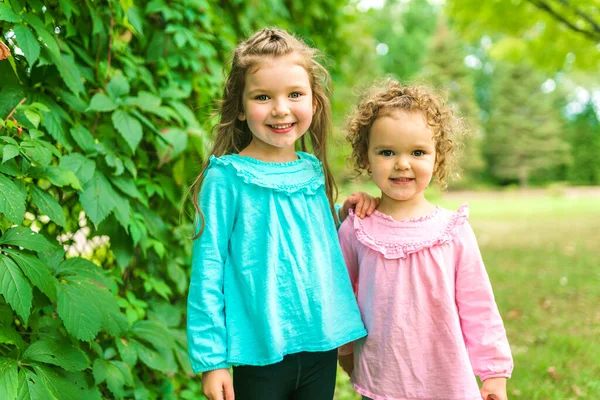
[480,373,511,381]
[192,361,231,374]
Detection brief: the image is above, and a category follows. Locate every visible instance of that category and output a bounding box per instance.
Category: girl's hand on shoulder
[202,368,234,400]
[480,377,508,400]
[340,191,380,221]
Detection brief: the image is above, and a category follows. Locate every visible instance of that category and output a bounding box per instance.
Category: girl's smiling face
[238,54,314,159]
[367,110,436,208]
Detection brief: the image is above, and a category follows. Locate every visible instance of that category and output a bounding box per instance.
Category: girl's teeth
[271,124,292,129]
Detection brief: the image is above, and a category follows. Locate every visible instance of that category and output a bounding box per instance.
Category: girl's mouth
[268,123,296,133]
[390,177,414,184]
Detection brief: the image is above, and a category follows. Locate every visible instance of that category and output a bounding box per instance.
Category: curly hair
[346,80,461,187]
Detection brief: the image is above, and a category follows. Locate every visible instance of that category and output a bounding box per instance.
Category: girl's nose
[271,100,290,117]
[394,158,410,171]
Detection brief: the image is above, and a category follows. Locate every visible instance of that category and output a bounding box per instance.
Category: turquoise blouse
[186,152,367,373]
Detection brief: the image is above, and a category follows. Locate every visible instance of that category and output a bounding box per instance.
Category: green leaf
[31,366,101,400]
[0,323,25,348]
[122,157,137,178]
[110,175,142,199]
[112,110,143,153]
[69,126,97,154]
[17,368,58,400]
[23,339,89,372]
[0,357,18,400]
[157,128,188,163]
[110,188,130,230]
[79,170,117,227]
[56,278,102,341]
[86,93,117,112]
[0,159,19,177]
[148,302,181,328]
[0,173,26,224]
[131,320,175,349]
[93,359,128,398]
[3,249,57,301]
[2,144,20,163]
[48,53,84,95]
[115,337,138,366]
[0,226,55,252]
[134,340,169,372]
[20,140,52,166]
[20,14,60,57]
[175,345,193,376]
[24,109,41,128]
[166,259,188,295]
[0,3,20,22]
[30,185,67,228]
[104,151,124,175]
[13,24,40,66]
[126,91,161,112]
[29,166,82,190]
[110,361,133,386]
[28,129,44,139]
[56,257,111,288]
[93,286,128,337]
[38,96,74,151]
[170,100,200,127]
[59,154,95,185]
[126,6,144,36]
[56,258,127,338]
[58,0,79,19]
[0,255,32,325]
[107,74,130,99]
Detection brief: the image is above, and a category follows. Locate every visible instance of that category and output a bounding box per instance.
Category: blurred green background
[1,0,599,399]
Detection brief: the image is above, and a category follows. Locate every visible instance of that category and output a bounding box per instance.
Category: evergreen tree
[485,63,570,187]
[567,102,600,185]
[421,18,485,186]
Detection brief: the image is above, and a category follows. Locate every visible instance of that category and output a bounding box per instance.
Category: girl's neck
[376,194,436,221]
[238,139,298,163]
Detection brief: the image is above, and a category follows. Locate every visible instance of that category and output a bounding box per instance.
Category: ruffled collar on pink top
[349,204,469,259]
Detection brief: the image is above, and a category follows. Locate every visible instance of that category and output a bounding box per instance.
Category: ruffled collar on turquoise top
[208,151,324,195]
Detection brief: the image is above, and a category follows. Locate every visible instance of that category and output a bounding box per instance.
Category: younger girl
[186,28,375,400]
[338,81,513,400]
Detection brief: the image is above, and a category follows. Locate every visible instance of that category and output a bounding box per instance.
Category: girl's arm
[187,165,236,374]
[454,222,513,386]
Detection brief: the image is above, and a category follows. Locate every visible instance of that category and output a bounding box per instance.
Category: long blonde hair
[188,28,338,238]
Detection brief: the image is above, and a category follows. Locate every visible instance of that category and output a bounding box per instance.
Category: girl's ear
[238,112,246,121]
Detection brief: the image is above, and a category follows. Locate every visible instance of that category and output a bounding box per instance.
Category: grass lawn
[334,186,600,400]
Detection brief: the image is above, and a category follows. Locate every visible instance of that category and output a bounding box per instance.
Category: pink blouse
[338,205,513,400]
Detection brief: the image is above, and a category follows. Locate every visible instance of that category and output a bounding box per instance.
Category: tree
[368,0,440,81]
[485,63,571,187]
[420,18,485,186]
[446,0,600,72]
[567,102,600,184]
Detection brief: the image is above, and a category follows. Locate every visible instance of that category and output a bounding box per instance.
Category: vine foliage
[0,0,351,398]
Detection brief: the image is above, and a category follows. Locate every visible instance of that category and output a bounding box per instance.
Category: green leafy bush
[0,1,358,398]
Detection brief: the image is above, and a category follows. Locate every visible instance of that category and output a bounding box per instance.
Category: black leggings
[232,349,338,400]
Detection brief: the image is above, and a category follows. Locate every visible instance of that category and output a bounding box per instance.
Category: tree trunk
[519,165,529,188]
